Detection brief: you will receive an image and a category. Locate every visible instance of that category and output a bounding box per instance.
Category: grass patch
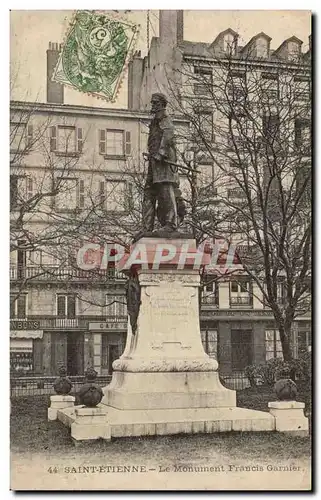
[10,393,311,464]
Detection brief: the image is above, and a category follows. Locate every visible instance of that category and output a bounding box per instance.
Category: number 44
[47,467,58,474]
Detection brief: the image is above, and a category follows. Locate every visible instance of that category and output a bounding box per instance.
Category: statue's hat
[151,93,168,105]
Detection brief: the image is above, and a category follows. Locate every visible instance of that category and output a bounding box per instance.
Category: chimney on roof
[128,50,144,110]
[47,42,64,104]
[159,10,184,48]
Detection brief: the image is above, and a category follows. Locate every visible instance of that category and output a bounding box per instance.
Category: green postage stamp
[53,10,139,101]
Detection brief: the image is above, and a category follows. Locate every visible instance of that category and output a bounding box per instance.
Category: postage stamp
[53,10,139,102]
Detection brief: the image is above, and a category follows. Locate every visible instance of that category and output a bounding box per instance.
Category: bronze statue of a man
[143,93,182,233]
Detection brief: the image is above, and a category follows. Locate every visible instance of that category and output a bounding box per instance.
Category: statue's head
[151,93,167,114]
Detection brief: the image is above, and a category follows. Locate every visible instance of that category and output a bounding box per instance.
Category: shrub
[245,358,290,387]
[288,351,311,383]
[245,352,312,387]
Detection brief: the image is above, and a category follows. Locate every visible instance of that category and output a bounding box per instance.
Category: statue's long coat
[147,114,180,187]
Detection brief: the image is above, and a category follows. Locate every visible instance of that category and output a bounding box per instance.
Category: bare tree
[164,45,311,360]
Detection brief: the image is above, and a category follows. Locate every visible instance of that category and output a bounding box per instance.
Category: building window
[202,277,219,305]
[277,281,286,305]
[107,180,127,211]
[98,180,128,212]
[262,113,280,153]
[227,70,246,101]
[50,126,83,154]
[10,339,34,375]
[201,330,218,359]
[10,294,27,319]
[265,329,283,360]
[255,38,268,58]
[193,66,213,96]
[10,175,34,211]
[198,111,213,141]
[107,130,124,156]
[230,280,252,306]
[294,76,310,101]
[296,164,311,208]
[223,33,237,55]
[54,177,79,211]
[261,73,278,99]
[99,129,131,158]
[263,281,287,308]
[56,294,76,318]
[295,118,311,155]
[106,296,127,316]
[297,330,311,355]
[288,41,301,61]
[10,123,33,152]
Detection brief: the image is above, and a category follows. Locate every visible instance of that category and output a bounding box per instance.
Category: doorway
[107,344,121,375]
[231,329,253,372]
[67,332,84,376]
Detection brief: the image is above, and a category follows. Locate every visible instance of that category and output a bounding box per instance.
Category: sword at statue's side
[142,152,200,174]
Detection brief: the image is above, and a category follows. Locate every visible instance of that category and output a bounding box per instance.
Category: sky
[10,10,311,109]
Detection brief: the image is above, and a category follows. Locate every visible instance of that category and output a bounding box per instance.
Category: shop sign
[11,320,40,330]
[89,322,127,331]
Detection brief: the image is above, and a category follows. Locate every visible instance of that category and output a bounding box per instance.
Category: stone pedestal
[71,407,110,442]
[48,395,75,421]
[56,238,276,438]
[103,241,235,413]
[268,401,309,436]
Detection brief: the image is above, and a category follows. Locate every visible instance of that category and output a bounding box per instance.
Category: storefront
[88,321,127,376]
[10,325,43,376]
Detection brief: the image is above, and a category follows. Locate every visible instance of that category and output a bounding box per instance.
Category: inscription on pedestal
[146,284,197,344]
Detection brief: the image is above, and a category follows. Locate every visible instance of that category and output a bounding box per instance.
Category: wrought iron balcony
[10,266,126,282]
[10,315,128,331]
[227,188,246,199]
[230,295,252,307]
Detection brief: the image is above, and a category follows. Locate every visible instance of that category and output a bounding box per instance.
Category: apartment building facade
[126,10,312,372]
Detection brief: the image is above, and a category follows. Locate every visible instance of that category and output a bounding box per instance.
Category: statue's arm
[158,118,175,158]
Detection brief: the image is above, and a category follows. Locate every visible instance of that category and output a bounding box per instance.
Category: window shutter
[26,124,33,147]
[57,295,66,317]
[26,176,33,200]
[17,295,27,318]
[10,296,16,318]
[67,295,76,319]
[99,180,106,207]
[295,120,302,147]
[77,128,83,153]
[125,131,131,155]
[78,179,85,208]
[10,175,18,210]
[99,129,106,154]
[50,126,57,151]
[125,181,133,211]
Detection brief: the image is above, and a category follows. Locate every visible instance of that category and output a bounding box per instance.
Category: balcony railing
[230,296,252,306]
[201,294,219,306]
[55,318,79,328]
[10,266,126,282]
[10,315,128,330]
[227,188,246,199]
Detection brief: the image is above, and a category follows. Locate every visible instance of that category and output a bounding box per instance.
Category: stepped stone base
[57,404,275,439]
[102,371,236,410]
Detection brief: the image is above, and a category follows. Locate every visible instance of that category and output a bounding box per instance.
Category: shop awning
[10,330,43,339]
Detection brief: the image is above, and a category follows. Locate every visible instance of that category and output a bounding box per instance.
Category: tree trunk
[278,324,293,362]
